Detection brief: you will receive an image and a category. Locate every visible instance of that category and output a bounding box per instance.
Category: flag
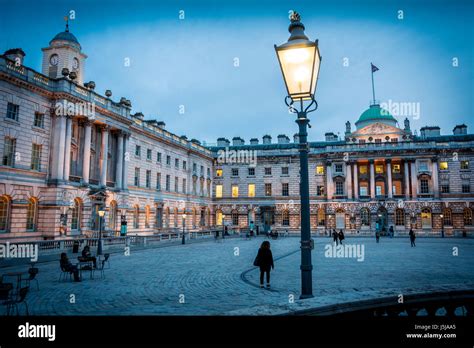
[371,63,379,73]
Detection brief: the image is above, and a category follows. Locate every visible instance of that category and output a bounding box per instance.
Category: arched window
[71,198,82,231]
[216,210,223,226]
[464,208,472,226]
[443,208,452,226]
[133,205,139,229]
[156,207,163,228]
[109,201,117,231]
[145,205,150,228]
[395,208,405,226]
[360,208,370,226]
[0,196,11,232]
[231,210,239,226]
[26,198,38,231]
[317,209,325,226]
[282,210,290,226]
[421,208,432,228]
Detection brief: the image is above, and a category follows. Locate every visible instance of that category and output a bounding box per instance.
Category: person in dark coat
[332,229,339,246]
[254,241,274,288]
[409,229,416,247]
[389,225,394,238]
[81,245,97,268]
[60,253,81,282]
[338,230,345,245]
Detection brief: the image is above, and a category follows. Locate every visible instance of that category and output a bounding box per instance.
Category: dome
[355,104,397,129]
[50,30,81,48]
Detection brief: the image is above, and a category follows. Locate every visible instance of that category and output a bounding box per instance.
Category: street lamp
[440,213,444,238]
[222,214,226,239]
[182,213,187,245]
[97,208,106,255]
[275,11,321,299]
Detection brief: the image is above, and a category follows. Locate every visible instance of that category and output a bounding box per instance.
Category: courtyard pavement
[1,236,473,315]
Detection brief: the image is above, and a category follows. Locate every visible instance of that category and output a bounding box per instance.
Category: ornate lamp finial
[290,11,301,23]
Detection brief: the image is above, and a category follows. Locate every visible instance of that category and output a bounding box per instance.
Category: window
[281,167,289,175]
[439,161,448,170]
[175,158,179,168]
[335,164,343,173]
[360,208,370,226]
[316,185,324,196]
[193,163,197,172]
[146,149,152,160]
[145,170,151,188]
[232,185,239,198]
[231,211,239,226]
[359,166,368,174]
[231,168,239,176]
[419,161,429,171]
[375,139,382,146]
[420,179,429,194]
[443,209,452,226]
[133,206,139,229]
[375,164,384,174]
[175,177,179,192]
[31,144,42,171]
[248,167,255,176]
[391,138,398,143]
[165,175,170,191]
[248,184,255,197]
[463,208,472,226]
[392,180,402,195]
[0,196,10,232]
[441,184,450,193]
[157,152,162,163]
[461,160,469,170]
[317,209,325,226]
[395,209,405,226]
[265,183,272,196]
[207,168,210,177]
[182,179,186,193]
[264,167,272,175]
[359,183,368,196]
[71,199,81,231]
[156,173,161,190]
[26,198,38,231]
[6,103,19,121]
[135,145,141,157]
[3,137,16,167]
[335,181,344,195]
[216,169,223,177]
[376,182,385,196]
[421,208,432,228]
[183,161,187,170]
[316,166,325,175]
[215,185,223,198]
[134,168,140,186]
[359,139,366,144]
[282,210,290,226]
[200,165,204,176]
[392,164,401,173]
[166,155,171,165]
[33,113,44,128]
[462,183,471,193]
[282,183,289,196]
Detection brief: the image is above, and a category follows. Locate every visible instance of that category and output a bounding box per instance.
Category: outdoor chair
[0,282,13,315]
[59,264,73,282]
[93,259,106,279]
[3,286,29,316]
[103,253,110,269]
[25,267,39,291]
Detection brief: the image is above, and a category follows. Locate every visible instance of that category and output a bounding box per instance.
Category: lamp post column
[297,112,313,299]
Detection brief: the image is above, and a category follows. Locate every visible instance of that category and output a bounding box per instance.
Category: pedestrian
[253,241,274,289]
[389,225,394,238]
[214,229,219,240]
[332,229,339,246]
[338,229,345,245]
[375,230,380,243]
[249,220,255,238]
[409,228,416,247]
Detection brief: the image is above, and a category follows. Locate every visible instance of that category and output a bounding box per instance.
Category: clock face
[49,54,58,66]
[72,57,79,70]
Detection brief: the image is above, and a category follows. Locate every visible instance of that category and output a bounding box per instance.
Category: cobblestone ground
[1,236,473,315]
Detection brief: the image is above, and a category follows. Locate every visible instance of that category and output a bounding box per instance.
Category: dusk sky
[1,0,473,144]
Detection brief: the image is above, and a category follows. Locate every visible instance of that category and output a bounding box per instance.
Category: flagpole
[371,63,376,105]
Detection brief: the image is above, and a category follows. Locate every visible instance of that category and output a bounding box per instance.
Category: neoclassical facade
[1,27,473,241]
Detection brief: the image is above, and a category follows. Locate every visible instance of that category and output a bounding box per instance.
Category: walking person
[338,229,345,245]
[389,225,394,238]
[253,241,274,289]
[249,220,255,238]
[409,228,416,247]
[332,229,339,246]
[375,230,380,243]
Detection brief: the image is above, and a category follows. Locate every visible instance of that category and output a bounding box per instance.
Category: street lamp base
[299,294,314,300]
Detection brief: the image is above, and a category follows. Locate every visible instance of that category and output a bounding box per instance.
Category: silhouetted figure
[60,253,81,282]
[389,225,394,238]
[332,229,339,246]
[409,229,416,247]
[254,241,274,289]
[338,230,345,245]
[81,245,97,268]
[375,230,380,243]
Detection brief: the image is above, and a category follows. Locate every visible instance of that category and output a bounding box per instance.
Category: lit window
[248,184,255,197]
[461,161,469,170]
[232,185,239,198]
[316,166,325,175]
[392,164,401,173]
[216,169,223,177]
[265,183,272,196]
[215,185,223,198]
[359,166,368,174]
[375,165,384,174]
[439,161,448,170]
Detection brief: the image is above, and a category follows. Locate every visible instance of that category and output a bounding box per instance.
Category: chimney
[156,121,166,129]
[217,137,230,147]
[4,48,26,66]
[453,124,467,135]
[232,137,244,146]
[277,134,290,144]
[250,138,259,145]
[133,112,144,120]
[293,133,300,143]
[262,135,272,144]
[420,126,440,138]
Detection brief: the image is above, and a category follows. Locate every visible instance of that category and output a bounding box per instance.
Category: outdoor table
[77,260,94,280]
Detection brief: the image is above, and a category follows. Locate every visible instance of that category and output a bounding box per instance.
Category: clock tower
[41,22,87,84]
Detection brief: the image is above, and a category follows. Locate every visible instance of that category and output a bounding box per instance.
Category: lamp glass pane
[277,45,316,98]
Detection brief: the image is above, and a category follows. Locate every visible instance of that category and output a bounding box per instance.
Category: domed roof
[355,104,397,126]
[51,31,80,44]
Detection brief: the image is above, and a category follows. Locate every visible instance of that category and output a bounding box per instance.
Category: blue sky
[1,0,473,144]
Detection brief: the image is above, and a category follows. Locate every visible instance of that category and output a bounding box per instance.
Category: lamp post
[97,208,105,255]
[440,213,444,238]
[275,11,321,299]
[182,213,187,244]
[222,214,226,239]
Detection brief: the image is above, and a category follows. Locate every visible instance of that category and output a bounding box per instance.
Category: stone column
[82,120,92,184]
[386,159,393,199]
[346,162,352,199]
[63,116,73,181]
[115,131,124,189]
[100,126,109,187]
[122,133,130,190]
[410,160,418,199]
[55,115,67,181]
[353,162,359,200]
[326,161,333,200]
[432,157,439,198]
[369,160,375,199]
[404,160,410,199]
